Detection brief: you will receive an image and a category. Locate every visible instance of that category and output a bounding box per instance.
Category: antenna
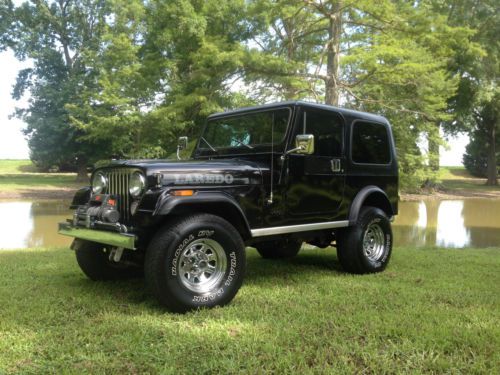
[267,113,275,205]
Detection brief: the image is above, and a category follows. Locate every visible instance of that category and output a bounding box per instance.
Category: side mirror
[282,134,315,158]
[177,136,188,160]
[295,134,314,154]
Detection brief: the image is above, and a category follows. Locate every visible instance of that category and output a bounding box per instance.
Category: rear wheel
[144,214,246,313]
[74,239,142,280]
[256,239,302,259]
[337,206,392,274]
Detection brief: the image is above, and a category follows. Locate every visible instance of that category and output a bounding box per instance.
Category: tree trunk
[486,122,498,186]
[324,3,342,106]
[428,135,440,171]
[76,161,89,183]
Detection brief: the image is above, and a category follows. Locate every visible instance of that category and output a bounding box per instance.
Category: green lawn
[0,159,37,174]
[439,166,500,192]
[0,246,498,373]
[0,159,80,192]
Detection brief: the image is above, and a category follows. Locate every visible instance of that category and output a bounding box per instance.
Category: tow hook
[109,247,124,262]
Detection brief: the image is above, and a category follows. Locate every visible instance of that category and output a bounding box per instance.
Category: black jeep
[59,101,398,312]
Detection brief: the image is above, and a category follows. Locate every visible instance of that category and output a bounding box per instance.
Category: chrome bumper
[58,222,136,250]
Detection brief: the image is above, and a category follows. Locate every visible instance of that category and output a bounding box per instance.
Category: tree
[141,0,255,149]
[1,0,111,180]
[246,0,468,189]
[463,120,500,178]
[68,0,255,158]
[437,0,499,185]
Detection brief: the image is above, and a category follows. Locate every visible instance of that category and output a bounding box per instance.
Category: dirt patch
[401,188,500,201]
[0,188,77,200]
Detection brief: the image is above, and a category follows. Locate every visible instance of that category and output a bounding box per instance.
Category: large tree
[68,0,255,159]
[437,0,499,185]
[245,0,470,188]
[1,0,111,179]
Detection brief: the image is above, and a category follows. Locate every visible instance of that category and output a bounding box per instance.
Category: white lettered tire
[145,214,246,312]
[337,206,393,274]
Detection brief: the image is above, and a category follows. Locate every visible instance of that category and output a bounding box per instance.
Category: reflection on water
[0,200,72,249]
[0,198,498,250]
[393,199,500,248]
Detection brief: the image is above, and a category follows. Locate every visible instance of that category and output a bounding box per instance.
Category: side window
[299,110,343,157]
[351,121,391,164]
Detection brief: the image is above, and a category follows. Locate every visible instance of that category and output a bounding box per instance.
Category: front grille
[104,168,133,222]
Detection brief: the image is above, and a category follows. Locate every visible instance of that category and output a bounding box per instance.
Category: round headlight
[92,172,107,194]
[129,172,146,198]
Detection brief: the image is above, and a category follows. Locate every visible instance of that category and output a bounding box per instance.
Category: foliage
[245,0,472,188]
[1,0,497,189]
[1,0,112,177]
[437,0,500,185]
[463,124,500,178]
[67,0,256,159]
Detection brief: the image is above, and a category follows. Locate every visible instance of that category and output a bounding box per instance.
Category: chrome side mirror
[177,136,188,160]
[282,134,315,159]
[295,134,314,154]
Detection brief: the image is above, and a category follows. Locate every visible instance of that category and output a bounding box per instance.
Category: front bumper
[58,222,136,250]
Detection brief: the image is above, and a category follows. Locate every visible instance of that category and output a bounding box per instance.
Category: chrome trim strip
[251,220,349,237]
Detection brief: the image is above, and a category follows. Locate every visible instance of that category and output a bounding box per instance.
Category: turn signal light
[171,190,195,197]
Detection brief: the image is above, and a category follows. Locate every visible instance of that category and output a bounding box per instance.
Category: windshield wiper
[200,136,217,152]
[231,138,254,149]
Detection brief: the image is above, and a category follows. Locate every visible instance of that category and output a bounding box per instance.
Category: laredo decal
[171,173,235,185]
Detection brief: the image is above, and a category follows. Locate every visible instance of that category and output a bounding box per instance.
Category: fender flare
[70,187,91,209]
[348,185,394,225]
[153,191,252,239]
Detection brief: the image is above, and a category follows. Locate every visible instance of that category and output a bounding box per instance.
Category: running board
[251,220,349,237]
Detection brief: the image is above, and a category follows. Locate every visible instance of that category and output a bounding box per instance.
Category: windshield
[198,108,291,152]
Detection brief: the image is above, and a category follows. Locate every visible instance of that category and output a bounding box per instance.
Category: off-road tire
[337,206,392,274]
[144,214,246,313]
[256,239,302,259]
[74,239,142,280]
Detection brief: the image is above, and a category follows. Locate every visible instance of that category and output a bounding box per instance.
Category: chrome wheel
[177,238,227,293]
[362,223,385,261]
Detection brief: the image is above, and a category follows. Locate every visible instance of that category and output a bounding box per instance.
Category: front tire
[337,206,392,274]
[145,214,246,313]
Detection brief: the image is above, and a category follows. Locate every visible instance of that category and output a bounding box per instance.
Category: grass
[439,166,500,193]
[0,159,79,194]
[0,160,37,174]
[0,246,498,374]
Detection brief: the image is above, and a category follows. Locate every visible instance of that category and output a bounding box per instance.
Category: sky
[0,50,31,159]
[0,49,468,165]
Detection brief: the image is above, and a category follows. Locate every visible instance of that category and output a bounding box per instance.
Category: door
[285,108,345,219]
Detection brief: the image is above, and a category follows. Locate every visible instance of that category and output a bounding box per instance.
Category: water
[0,200,72,249]
[0,199,498,250]
[393,199,500,248]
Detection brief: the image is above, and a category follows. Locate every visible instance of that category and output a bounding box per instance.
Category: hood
[104,158,264,186]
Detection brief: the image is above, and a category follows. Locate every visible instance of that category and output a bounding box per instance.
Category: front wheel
[337,206,392,274]
[145,214,246,313]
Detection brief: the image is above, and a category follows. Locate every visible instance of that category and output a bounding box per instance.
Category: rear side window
[351,121,391,164]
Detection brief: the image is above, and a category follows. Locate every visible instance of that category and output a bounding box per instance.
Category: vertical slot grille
[105,168,131,222]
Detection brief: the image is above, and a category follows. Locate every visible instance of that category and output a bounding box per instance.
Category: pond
[0,199,498,250]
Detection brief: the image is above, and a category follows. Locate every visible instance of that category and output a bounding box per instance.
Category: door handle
[330,159,341,172]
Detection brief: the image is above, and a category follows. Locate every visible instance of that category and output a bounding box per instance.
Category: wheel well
[162,202,252,241]
[361,192,393,218]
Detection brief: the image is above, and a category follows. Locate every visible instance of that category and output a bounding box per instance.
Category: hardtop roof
[208,100,388,124]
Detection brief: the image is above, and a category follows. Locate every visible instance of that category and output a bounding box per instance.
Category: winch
[73,194,126,232]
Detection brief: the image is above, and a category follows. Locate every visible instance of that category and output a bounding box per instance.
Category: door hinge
[330,159,341,172]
